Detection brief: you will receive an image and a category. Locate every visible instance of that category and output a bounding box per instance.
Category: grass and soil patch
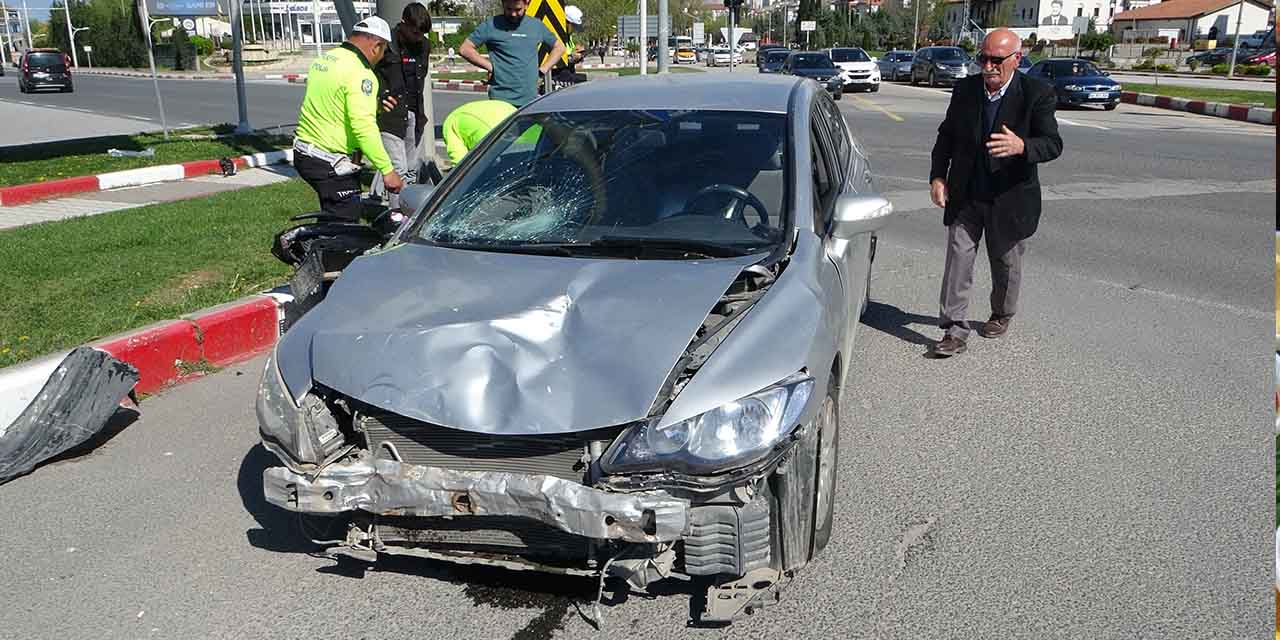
[0,125,292,188]
[1121,82,1276,108]
[0,179,316,368]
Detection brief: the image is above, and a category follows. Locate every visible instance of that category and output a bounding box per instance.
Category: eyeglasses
[976,52,1018,66]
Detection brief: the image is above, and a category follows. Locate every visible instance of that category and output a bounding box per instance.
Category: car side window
[810,105,840,231]
[818,96,850,178]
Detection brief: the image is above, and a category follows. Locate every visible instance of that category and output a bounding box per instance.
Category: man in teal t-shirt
[460,0,565,107]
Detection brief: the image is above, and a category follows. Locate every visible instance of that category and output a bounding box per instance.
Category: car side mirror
[831,194,894,240]
[1101,70,1110,76]
[399,183,436,218]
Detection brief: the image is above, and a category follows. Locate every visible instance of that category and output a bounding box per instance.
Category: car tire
[833,89,842,100]
[910,70,918,86]
[809,375,840,557]
[1104,101,1118,111]
[870,83,879,93]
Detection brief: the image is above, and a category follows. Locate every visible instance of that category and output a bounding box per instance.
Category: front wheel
[1104,101,1118,111]
[870,83,880,93]
[909,71,918,86]
[810,378,840,557]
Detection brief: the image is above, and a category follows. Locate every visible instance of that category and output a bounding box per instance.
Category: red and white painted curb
[433,79,488,92]
[0,150,293,207]
[1121,91,1277,125]
[0,294,285,410]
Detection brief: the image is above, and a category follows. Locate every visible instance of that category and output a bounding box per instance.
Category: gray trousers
[369,113,420,210]
[939,200,1026,339]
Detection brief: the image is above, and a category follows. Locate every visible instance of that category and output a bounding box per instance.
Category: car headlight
[1113,84,1122,92]
[1064,84,1084,91]
[256,351,345,466]
[601,373,815,475]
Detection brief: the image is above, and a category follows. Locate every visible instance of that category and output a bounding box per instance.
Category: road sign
[526,0,570,65]
[692,21,704,45]
[800,20,816,32]
[147,0,221,17]
[1071,16,1089,35]
[182,17,196,30]
[83,45,92,51]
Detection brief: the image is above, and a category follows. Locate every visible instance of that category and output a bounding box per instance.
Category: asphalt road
[0,80,1273,639]
[0,74,478,145]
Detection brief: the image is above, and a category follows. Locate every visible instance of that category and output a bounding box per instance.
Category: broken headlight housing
[256,351,345,468]
[601,373,814,475]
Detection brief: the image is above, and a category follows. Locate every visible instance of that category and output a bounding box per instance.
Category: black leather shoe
[978,315,1012,339]
[931,335,967,357]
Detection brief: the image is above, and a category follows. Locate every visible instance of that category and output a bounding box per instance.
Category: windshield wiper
[431,242,575,256]
[590,236,752,258]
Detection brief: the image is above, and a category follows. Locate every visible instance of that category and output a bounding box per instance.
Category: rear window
[830,48,870,62]
[27,53,65,68]
[890,52,913,62]
[765,50,790,62]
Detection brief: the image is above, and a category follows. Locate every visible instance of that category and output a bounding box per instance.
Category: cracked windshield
[412,110,788,257]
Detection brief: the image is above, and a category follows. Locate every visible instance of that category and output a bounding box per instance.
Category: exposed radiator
[359,409,624,482]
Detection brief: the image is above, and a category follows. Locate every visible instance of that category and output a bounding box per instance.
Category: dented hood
[277,243,756,435]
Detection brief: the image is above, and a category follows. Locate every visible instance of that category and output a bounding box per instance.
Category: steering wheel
[676,184,770,228]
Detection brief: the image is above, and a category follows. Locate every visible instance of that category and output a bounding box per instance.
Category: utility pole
[231,0,250,133]
[62,3,87,68]
[640,0,647,75]
[20,0,31,49]
[912,0,920,51]
[136,0,170,138]
[1226,0,1244,77]
[0,0,10,67]
[658,0,668,72]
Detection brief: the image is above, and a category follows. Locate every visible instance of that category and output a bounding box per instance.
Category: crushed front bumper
[264,457,689,543]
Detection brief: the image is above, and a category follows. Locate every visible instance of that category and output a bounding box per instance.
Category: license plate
[1089,92,1110,99]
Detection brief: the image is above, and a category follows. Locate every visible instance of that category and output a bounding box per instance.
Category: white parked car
[707,46,744,67]
[828,47,880,93]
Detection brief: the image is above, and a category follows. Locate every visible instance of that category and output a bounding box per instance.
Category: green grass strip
[1121,82,1276,109]
[0,125,292,188]
[0,179,316,367]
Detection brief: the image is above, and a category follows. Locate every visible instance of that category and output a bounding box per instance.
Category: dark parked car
[1018,55,1033,71]
[1186,47,1235,65]
[781,51,843,100]
[910,46,975,87]
[759,48,791,73]
[1026,58,1121,110]
[756,43,789,70]
[877,50,914,81]
[18,49,73,93]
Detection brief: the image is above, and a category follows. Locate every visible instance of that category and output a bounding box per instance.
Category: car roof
[525,74,801,115]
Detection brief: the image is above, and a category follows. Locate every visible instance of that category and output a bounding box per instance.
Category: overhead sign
[692,21,704,45]
[147,0,220,17]
[617,15,670,43]
[800,20,816,32]
[526,0,570,65]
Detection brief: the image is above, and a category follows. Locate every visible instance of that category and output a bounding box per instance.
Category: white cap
[564,5,584,25]
[352,16,392,42]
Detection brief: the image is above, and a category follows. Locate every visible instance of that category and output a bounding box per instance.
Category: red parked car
[1242,48,1276,66]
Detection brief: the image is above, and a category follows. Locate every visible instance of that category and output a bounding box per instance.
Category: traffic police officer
[293,16,403,222]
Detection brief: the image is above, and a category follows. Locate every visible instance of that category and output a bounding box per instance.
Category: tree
[1079,30,1113,54]
[172,25,191,70]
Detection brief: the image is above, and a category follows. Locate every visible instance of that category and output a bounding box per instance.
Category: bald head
[978,28,1022,93]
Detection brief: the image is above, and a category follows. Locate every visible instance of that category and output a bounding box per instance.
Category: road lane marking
[850,95,905,122]
[1056,116,1111,130]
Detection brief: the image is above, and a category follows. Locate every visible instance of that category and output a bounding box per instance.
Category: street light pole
[137,0,170,138]
[62,4,87,67]
[1226,0,1244,78]
[912,0,920,51]
[639,0,647,75]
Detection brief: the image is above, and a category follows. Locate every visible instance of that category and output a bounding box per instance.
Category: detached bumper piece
[264,457,689,543]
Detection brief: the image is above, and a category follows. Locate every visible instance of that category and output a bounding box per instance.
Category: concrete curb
[0,149,294,207]
[1120,91,1276,125]
[0,294,284,402]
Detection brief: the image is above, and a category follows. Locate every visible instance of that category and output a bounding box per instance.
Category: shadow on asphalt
[860,300,938,346]
[238,443,321,554]
[28,405,141,472]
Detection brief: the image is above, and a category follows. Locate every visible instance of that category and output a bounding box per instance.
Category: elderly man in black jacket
[928,27,1063,358]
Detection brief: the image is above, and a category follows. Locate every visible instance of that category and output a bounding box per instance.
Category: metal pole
[63,5,78,67]
[639,0,647,75]
[728,6,735,71]
[1227,0,1244,78]
[19,0,31,49]
[311,0,321,55]
[137,0,170,138]
[657,0,668,72]
[0,0,10,67]
[231,0,251,133]
[912,0,920,51]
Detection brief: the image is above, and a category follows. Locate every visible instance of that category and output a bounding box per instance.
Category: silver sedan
[256,74,897,624]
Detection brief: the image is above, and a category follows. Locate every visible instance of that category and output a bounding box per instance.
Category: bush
[1210,63,1230,74]
[1133,58,1155,70]
[1141,47,1165,58]
[1243,64,1273,76]
[1155,63,1174,72]
[958,39,975,54]
[1187,59,1200,71]
[190,35,213,55]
